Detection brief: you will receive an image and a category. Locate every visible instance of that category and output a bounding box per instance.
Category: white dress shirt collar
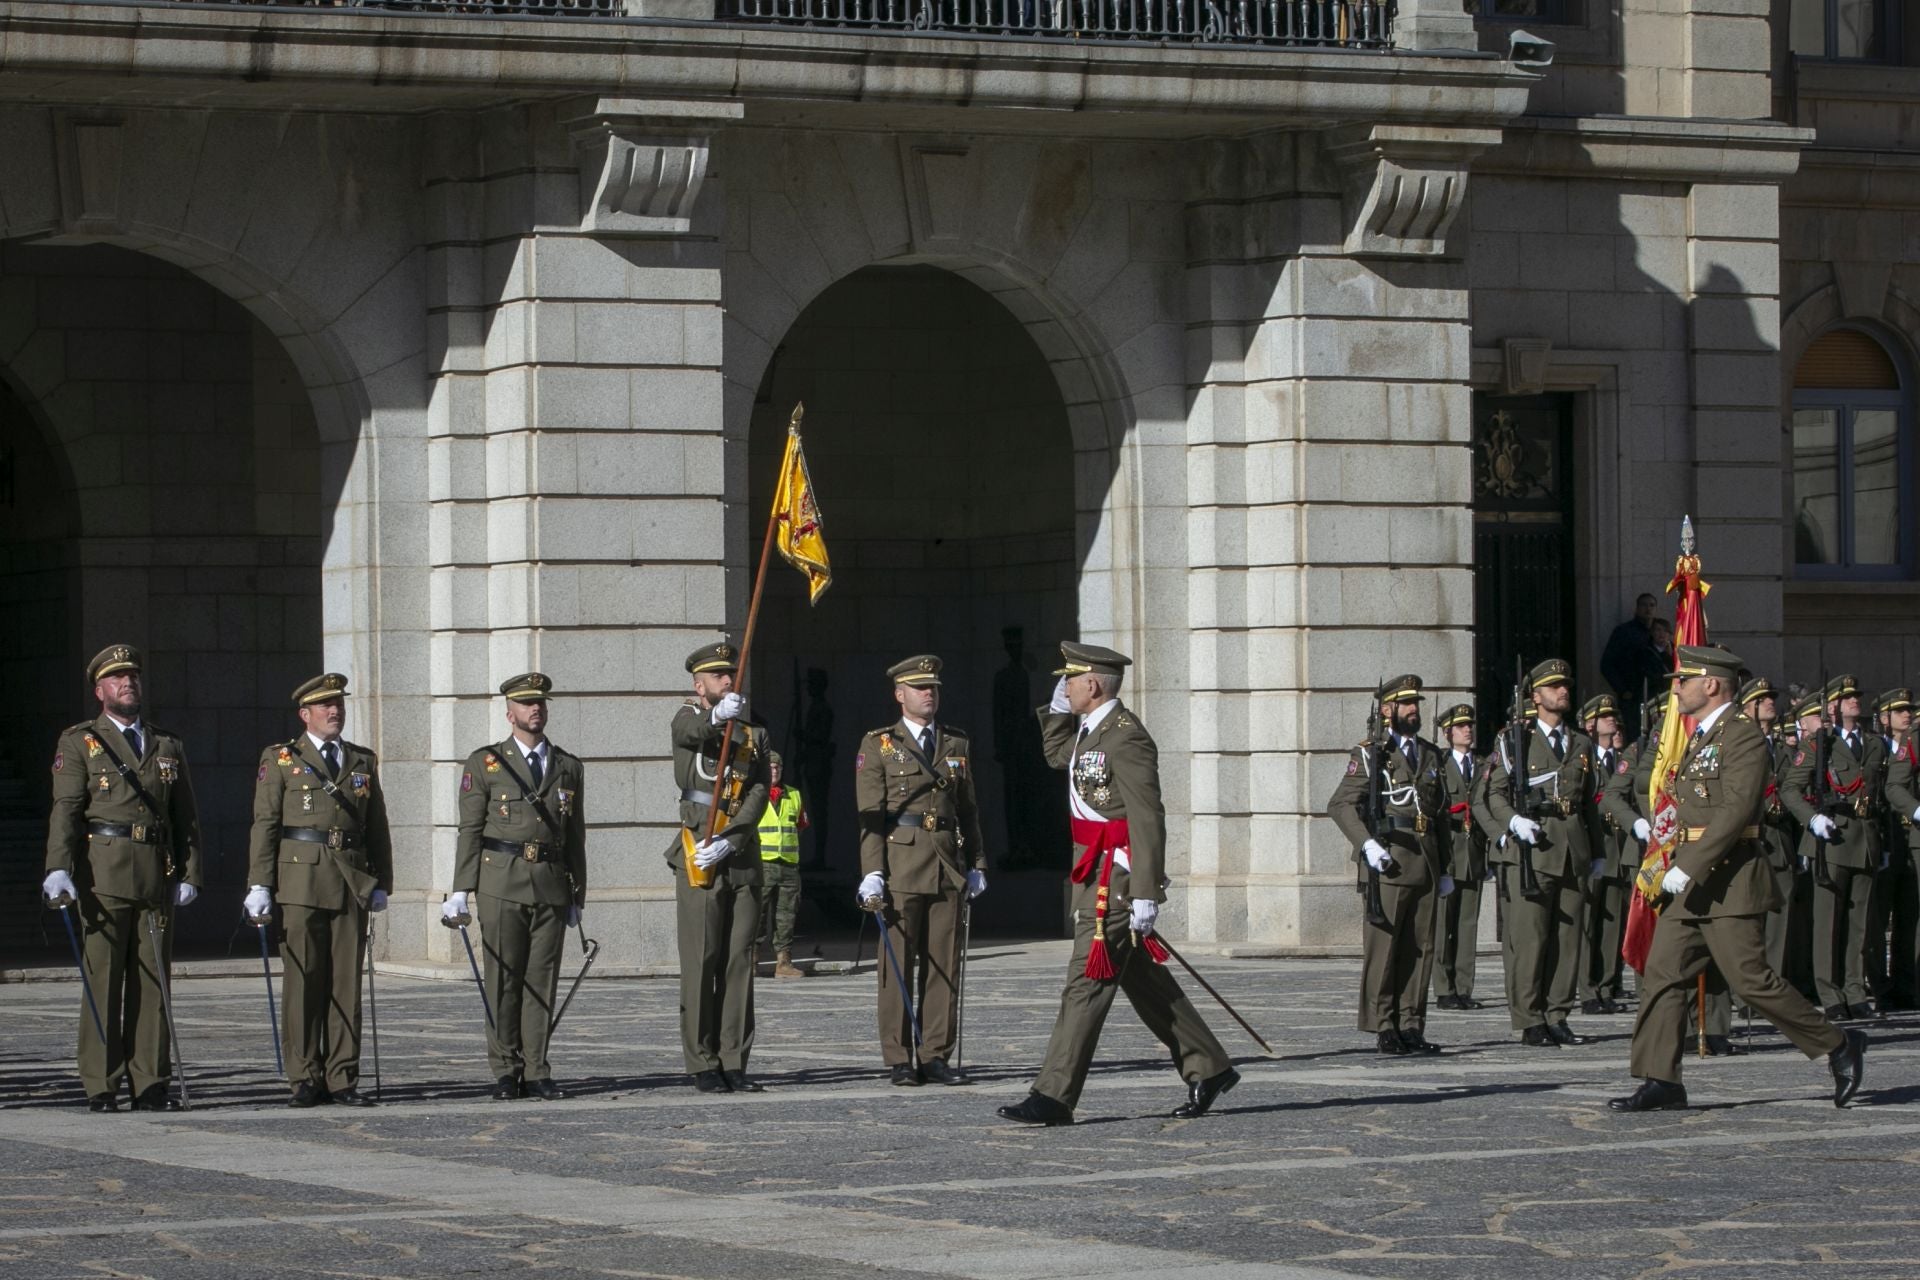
[1079,700,1120,737]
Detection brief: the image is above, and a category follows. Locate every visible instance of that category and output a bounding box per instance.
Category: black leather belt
[282,827,363,850]
[482,836,555,863]
[680,787,713,806]
[1380,816,1429,836]
[894,812,954,832]
[88,820,166,844]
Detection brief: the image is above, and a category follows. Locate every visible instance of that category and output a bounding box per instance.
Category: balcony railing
[721,0,1394,45]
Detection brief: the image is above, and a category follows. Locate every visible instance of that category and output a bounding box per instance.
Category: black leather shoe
[1399,1030,1443,1055]
[491,1074,524,1101]
[890,1063,923,1087]
[1823,1003,1851,1021]
[1521,1025,1561,1048]
[527,1078,568,1101]
[1435,995,1461,1010]
[331,1087,377,1107]
[289,1081,323,1108]
[87,1092,119,1113]
[1581,998,1607,1016]
[1377,1030,1412,1056]
[1546,1022,1589,1046]
[920,1058,971,1086]
[1702,1035,1743,1057]
[996,1091,1074,1126]
[1171,1067,1240,1119]
[132,1083,179,1112]
[722,1071,762,1093]
[692,1070,731,1093]
[1457,996,1486,1010]
[1830,1028,1867,1107]
[1607,1079,1688,1112]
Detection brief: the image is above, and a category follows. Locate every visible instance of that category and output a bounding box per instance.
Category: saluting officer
[443,673,587,1101]
[1781,675,1887,1020]
[1327,675,1450,1054]
[1874,687,1917,1010]
[1432,703,1488,1011]
[1580,694,1633,1016]
[854,655,988,1086]
[1484,659,1596,1047]
[1609,646,1863,1112]
[246,673,393,1107]
[998,642,1237,1126]
[668,642,770,1094]
[41,645,202,1112]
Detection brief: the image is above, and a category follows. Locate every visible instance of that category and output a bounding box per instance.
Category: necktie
[1401,737,1417,770]
[1549,729,1564,761]
[124,725,142,759]
[323,741,340,778]
[1462,754,1472,780]
[1847,732,1860,756]
[529,747,544,788]
[919,727,934,759]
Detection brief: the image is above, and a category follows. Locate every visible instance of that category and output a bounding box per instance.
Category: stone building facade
[0,0,1910,966]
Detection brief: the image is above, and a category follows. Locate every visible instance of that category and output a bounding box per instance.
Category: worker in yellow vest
[758,751,807,978]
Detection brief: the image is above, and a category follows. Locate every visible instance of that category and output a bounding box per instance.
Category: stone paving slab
[1,942,1916,1280]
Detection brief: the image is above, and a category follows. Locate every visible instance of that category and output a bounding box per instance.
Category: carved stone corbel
[53,114,127,239]
[1325,124,1503,259]
[1502,337,1552,395]
[566,99,744,237]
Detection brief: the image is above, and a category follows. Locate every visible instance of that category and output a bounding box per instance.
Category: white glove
[857,871,885,904]
[1049,676,1071,713]
[1362,839,1393,873]
[1809,814,1837,841]
[1913,806,1920,824]
[1660,865,1691,895]
[565,904,582,928]
[1589,858,1607,881]
[442,891,470,922]
[173,882,198,907]
[244,885,273,920]
[1129,897,1158,936]
[709,692,745,725]
[693,836,733,870]
[1508,815,1542,845]
[1438,874,1456,898]
[1633,818,1651,843]
[41,869,77,904]
[369,889,388,913]
[966,869,987,899]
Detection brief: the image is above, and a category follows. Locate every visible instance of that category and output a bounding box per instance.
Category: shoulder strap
[493,742,565,842]
[92,731,168,826]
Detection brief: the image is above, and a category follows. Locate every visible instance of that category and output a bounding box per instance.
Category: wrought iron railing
[721,0,1393,45]
[187,0,620,15]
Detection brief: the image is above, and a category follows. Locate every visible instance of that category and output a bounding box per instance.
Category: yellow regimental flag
[772,419,831,604]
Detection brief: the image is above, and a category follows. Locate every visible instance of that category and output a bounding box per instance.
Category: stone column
[420,98,740,970]
[1183,125,1492,950]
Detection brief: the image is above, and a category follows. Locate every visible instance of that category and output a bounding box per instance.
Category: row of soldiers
[39,639,1239,1126]
[1331,658,1915,1066]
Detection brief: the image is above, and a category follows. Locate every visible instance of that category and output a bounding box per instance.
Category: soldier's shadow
[1209,1082,1562,1117]
[1853,1083,1920,1107]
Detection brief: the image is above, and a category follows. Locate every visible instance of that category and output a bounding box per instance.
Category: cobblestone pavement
[1,941,1916,1280]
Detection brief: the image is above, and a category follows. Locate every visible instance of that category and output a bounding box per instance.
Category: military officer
[666,642,770,1094]
[998,642,1237,1126]
[1876,687,1918,1010]
[41,645,202,1112]
[1580,694,1633,1016]
[854,655,989,1086]
[246,673,394,1107]
[1609,646,1864,1111]
[443,673,587,1101]
[1781,675,1887,1020]
[1327,676,1450,1054]
[1742,678,1807,993]
[1432,703,1488,1011]
[1484,659,1596,1047]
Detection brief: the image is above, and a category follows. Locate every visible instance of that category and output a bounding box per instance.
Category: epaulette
[144,722,178,741]
[679,697,705,711]
[341,738,374,759]
[1732,712,1751,723]
[944,724,970,739]
[66,721,92,735]
[867,725,895,738]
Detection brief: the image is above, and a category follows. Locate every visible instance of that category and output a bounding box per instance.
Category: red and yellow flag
[772,407,831,604]
[1622,518,1710,972]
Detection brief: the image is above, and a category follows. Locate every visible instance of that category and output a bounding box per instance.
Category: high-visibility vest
[758,787,804,863]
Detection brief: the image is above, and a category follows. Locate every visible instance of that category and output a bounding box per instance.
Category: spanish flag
[772,406,831,604]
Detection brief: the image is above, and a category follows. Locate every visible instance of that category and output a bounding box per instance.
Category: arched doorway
[0,240,328,950]
[746,264,1080,932]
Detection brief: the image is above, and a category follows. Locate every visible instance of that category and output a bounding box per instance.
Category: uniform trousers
[75,892,175,1099]
[280,901,368,1092]
[1433,874,1483,1001]
[675,871,761,1074]
[1359,874,1433,1033]
[877,887,963,1065]
[1500,865,1584,1030]
[479,893,565,1082]
[1814,864,1876,1009]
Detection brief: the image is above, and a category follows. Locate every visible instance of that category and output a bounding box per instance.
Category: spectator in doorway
[1601,593,1661,741]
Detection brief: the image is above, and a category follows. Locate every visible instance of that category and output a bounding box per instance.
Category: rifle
[1359,682,1390,928]
[1510,656,1547,901]
[1810,670,1836,889]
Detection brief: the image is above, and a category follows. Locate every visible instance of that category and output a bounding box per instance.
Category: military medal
[351,772,371,798]
[302,790,315,812]
[1092,785,1112,806]
[1693,782,1709,800]
[484,753,501,773]
[97,774,111,792]
[158,757,178,782]
[557,788,574,816]
[498,802,511,819]
[85,734,103,758]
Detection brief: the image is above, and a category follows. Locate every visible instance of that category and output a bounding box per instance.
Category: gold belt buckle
[327,828,345,850]
[130,823,149,843]
[922,812,938,832]
[1855,796,1870,817]
[1413,814,1428,835]
[523,842,542,862]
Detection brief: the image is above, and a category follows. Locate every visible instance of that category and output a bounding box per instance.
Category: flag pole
[702,404,805,848]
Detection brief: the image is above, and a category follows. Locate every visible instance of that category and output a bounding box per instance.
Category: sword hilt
[441,912,473,928]
[46,892,74,910]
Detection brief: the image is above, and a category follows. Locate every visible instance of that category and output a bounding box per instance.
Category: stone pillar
[1183,126,1490,950]
[420,99,740,971]
[1391,0,1478,53]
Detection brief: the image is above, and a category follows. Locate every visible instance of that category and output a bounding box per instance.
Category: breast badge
[351,772,371,798]
[158,758,178,783]
[85,734,104,758]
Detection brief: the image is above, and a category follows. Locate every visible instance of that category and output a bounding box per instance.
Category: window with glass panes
[1789,0,1896,61]
[1792,327,1912,578]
